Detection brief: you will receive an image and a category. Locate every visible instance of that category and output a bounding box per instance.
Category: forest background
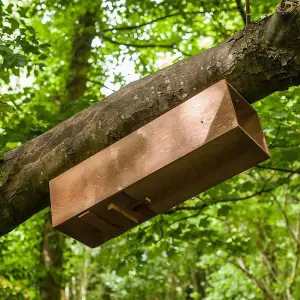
[0,0,300,299]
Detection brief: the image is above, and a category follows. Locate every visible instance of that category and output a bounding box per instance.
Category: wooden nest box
[50,80,270,247]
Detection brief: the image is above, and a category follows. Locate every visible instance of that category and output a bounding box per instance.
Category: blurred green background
[1,0,300,299]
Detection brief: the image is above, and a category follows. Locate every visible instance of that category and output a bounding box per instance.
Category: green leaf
[199,218,210,228]
[26,26,35,34]
[6,4,13,14]
[12,68,20,76]
[217,205,232,217]
[39,54,48,60]
[19,7,29,18]
[0,102,14,113]
[0,45,13,55]
[10,18,19,31]
[16,54,26,67]
[39,43,51,49]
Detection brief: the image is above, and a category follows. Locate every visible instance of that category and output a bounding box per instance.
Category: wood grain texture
[50,80,270,247]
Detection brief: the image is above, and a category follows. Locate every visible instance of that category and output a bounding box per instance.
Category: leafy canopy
[0,0,300,299]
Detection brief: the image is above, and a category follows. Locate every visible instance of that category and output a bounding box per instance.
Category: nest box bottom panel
[50,80,270,247]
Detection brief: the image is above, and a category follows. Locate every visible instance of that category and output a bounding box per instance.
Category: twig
[235,0,246,24]
[246,0,251,25]
[229,258,276,299]
[269,118,282,148]
[269,142,300,149]
[88,80,116,93]
[104,9,237,32]
[273,196,298,243]
[100,34,175,49]
[257,165,300,175]
[166,187,277,227]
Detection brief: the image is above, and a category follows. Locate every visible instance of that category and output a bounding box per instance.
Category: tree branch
[268,118,282,148]
[269,142,300,149]
[88,80,116,93]
[166,187,278,227]
[1,0,300,235]
[100,33,175,49]
[230,258,276,300]
[104,9,236,32]
[273,196,298,243]
[246,0,251,25]
[289,210,300,291]
[257,165,300,174]
[104,12,195,32]
[256,243,279,283]
[235,0,246,24]
[170,187,276,213]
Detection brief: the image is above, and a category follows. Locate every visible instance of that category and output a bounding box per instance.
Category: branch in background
[206,187,275,205]
[176,47,192,57]
[273,196,298,243]
[166,187,278,227]
[256,243,279,283]
[200,1,231,37]
[104,9,236,32]
[257,165,300,175]
[104,12,190,32]
[101,33,190,57]
[235,0,246,24]
[169,209,204,226]
[246,0,251,25]
[170,187,276,214]
[230,258,276,300]
[167,175,295,223]
[269,142,300,149]
[100,34,175,49]
[289,211,300,292]
[88,80,116,93]
[273,196,300,296]
[269,118,283,148]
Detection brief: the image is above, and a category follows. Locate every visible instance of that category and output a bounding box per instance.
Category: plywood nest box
[50,80,270,247]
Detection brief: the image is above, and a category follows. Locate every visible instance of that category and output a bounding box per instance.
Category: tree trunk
[39,9,97,299]
[62,10,97,110]
[40,212,64,300]
[1,0,300,235]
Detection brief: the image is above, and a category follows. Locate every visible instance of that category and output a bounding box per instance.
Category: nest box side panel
[227,83,270,155]
[125,120,269,214]
[50,80,238,228]
[49,80,270,247]
[124,83,269,214]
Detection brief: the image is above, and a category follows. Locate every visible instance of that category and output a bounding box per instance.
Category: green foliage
[0,210,46,299]
[0,0,300,299]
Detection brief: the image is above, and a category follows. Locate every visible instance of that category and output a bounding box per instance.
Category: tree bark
[40,212,64,300]
[1,1,300,236]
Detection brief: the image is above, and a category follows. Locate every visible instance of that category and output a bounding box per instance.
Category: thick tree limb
[1,1,300,236]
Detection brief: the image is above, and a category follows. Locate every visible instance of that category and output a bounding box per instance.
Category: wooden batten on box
[50,80,270,247]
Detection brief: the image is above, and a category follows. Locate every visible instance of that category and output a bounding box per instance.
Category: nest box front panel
[50,80,270,247]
